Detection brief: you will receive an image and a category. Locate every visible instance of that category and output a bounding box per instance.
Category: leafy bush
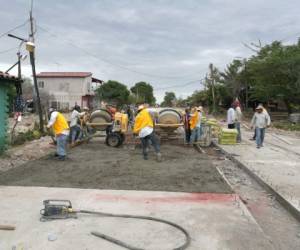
[272,121,300,131]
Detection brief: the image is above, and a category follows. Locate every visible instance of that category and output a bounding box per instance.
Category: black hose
[79,210,191,250]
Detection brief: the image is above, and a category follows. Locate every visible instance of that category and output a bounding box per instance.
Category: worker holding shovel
[133,104,162,162]
[47,107,70,160]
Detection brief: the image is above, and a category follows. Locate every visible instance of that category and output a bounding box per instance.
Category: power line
[154,78,205,91]
[36,24,202,80]
[0,19,29,39]
[0,46,19,54]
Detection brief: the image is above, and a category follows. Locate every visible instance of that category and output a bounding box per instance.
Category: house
[36,72,103,110]
[0,71,22,152]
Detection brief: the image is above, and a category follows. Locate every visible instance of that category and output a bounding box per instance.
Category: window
[38,81,44,88]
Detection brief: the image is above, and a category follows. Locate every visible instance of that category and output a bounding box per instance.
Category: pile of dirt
[0,140,231,194]
[0,136,54,172]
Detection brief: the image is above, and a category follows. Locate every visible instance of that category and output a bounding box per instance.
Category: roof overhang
[92,77,104,84]
[36,72,93,78]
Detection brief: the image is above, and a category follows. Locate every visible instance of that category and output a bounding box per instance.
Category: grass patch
[272,120,300,131]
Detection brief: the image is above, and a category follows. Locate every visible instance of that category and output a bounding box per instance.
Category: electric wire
[0,46,19,54]
[79,209,191,250]
[36,24,201,80]
[154,78,205,91]
[0,20,29,39]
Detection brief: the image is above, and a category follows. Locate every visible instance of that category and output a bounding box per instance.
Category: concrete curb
[212,141,300,222]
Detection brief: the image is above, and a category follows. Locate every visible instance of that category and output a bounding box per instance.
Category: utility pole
[209,63,216,114]
[28,4,44,133]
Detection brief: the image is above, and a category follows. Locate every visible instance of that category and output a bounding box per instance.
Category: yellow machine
[104,112,129,147]
[113,112,128,134]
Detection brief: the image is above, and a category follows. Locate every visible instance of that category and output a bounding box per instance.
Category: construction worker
[234,102,243,143]
[183,107,191,144]
[197,106,203,139]
[250,103,270,140]
[133,104,162,161]
[70,105,85,146]
[189,107,200,143]
[227,104,236,129]
[47,107,69,160]
[106,103,117,135]
[251,104,271,149]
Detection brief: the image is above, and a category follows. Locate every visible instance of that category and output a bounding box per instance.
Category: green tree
[205,63,220,113]
[22,77,34,100]
[186,90,209,107]
[246,41,300,113]
[220,59,244,100]
[95,80,130,106]
[130,82,156,104]
[7,84,16,112]
[161,92,176,107]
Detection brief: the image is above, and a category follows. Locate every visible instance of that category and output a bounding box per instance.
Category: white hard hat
[138,105,145,111]
[197,106,203,111]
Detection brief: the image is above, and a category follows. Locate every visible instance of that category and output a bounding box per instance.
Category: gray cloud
[1,0,300,101]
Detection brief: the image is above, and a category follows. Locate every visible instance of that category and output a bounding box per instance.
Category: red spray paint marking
[93,193,239,204]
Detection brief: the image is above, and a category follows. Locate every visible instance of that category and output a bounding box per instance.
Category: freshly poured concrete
[217,129,300,217]
[0,186,274,250]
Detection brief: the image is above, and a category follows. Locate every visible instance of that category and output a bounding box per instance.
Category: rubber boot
[156,153,162,162]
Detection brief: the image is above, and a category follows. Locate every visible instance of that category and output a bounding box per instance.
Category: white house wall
[36,76,94,109]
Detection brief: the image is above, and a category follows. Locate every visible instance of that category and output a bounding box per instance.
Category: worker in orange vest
[189,106,201,144]
[47,107,70,160]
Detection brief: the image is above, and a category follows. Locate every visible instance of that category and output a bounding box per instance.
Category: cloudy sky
[1,0,300,102]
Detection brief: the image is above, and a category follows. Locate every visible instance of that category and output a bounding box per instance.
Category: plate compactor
[40,199,191,250]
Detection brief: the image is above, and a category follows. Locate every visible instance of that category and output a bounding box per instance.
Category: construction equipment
[156,108,183,132]
[87,109,129,147]
[40,199,191,250]
[40,200,77,221]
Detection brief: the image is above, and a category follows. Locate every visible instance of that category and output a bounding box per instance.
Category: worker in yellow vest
[47,107,70,160]
[189,106,200,144]
[133,104,162,162]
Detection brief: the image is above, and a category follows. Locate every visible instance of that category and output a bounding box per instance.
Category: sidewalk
[215,128,300,220]
[0,186,274,250]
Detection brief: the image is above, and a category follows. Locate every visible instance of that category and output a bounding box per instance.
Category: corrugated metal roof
[0,71,20,82]
[36,72,92,78]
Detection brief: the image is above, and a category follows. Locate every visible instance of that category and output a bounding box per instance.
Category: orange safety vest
[53,112,69,135]
[189,111,199,130]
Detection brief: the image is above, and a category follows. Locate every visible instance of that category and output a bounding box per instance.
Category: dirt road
[0,139,231,193]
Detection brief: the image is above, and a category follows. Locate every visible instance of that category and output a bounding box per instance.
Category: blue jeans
[190,126,201,143]
[141,132,160,157]
[235,122,241,142]
[185,128,191,143]
[255,127,265,147]
[57,134,68,156]
[70,125,82,144]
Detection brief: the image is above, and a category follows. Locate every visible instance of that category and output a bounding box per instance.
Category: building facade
[0,71,22,153]
[36,72,103,110]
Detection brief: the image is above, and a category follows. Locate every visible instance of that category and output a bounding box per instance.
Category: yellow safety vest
[53,112,69,135]
[133,109,153,134]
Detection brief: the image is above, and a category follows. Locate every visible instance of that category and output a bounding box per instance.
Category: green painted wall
[0,84,9,153]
